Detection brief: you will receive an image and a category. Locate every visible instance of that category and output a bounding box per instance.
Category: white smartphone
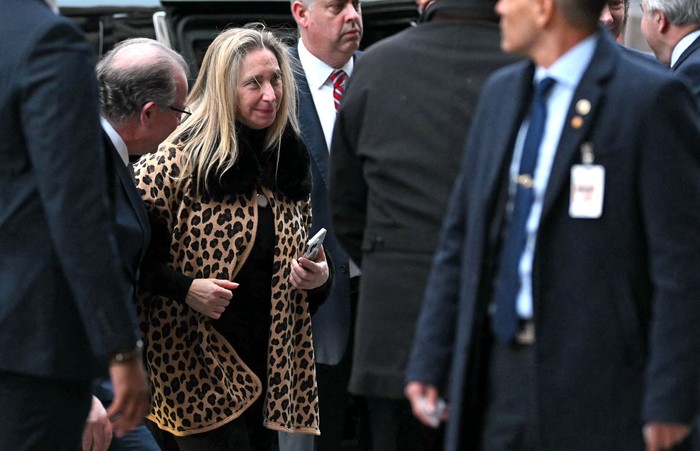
[302,228,327,260]
[418,397,447,428]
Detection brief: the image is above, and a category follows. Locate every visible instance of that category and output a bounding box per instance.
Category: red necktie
[330,70,347,112]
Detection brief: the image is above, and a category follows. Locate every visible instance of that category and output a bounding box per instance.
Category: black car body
[60,0,417,72]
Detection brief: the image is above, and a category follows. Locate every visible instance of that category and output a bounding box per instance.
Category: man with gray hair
[641,0,700,104]
[81,38,189,451]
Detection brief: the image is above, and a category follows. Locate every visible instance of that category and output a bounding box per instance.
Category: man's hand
[82,395,113,451]
[106,359,150,438]
[644,422,691,451]
[185,279,238,319]
[405,381,448,428]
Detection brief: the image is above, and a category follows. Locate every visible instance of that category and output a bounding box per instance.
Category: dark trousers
[314,359,352,450]
[365,397,443,451]
[481,342,538,451]
[314,276,370,451]
[481,343,694,451]
[0,370,92,451]
[110,423,162,451]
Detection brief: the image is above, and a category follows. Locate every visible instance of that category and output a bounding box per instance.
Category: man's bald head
[97,38,189,127]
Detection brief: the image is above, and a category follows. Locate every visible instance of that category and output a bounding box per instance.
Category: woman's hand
[290,245,329,290]
[185,279,238,319]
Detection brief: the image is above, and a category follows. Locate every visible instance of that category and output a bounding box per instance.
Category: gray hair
[643,0,700,25]
[97,38,189,126]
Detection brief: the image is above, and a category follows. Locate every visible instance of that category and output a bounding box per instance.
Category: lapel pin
[571,116,583,129]
[576,99,591,116]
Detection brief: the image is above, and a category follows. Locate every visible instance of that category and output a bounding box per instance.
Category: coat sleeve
[403,161,470,391]
[135,148,194,303]
[402,79,499,391]
[329,81,368,265]
[20,21,138,356]
[640,77,700,424]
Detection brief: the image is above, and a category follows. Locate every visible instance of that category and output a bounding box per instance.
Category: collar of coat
[196,124,312,202]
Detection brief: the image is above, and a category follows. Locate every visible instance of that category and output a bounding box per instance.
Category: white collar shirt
[297,38,354,152]
[100,116,129,166]
[671,29,700,68]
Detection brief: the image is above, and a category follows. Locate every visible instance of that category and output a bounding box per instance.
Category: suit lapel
[290,47,331,190]
[673,34,700,71]
[118,160,151,254]
[540,34,615,222]
[104,133,151,260]
[481,63,536,207]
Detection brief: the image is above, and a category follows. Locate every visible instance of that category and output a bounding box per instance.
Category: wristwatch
[109,339,144,364]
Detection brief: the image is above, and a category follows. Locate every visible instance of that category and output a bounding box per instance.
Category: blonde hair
[166,24,299,193]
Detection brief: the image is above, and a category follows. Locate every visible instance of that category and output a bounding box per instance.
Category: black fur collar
[197,125,312,202]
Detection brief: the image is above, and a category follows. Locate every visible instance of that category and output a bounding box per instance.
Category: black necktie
[491,77,556,344]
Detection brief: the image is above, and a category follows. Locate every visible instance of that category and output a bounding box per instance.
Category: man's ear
[657,10,670,34]
[534,0,555,28]
[140,101,157,127]
[291,1,308,27]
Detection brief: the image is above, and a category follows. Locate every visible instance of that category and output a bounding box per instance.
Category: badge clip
[580,142,595,165]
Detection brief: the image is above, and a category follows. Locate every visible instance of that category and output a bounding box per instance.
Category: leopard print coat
[134,126,320,436]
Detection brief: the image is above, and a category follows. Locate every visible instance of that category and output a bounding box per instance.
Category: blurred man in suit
[285,0,364,449]
[0,1,150,449]
[328,0,517,449]
[81,38,189,451]
[404,0,700,449]
[641,0,700,104]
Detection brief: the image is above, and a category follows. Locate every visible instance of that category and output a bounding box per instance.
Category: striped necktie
[330,69,347,112]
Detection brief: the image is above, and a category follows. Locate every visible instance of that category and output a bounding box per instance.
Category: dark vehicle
[58,0,162,57]
[60,0,417,71]
[157,0,417,75]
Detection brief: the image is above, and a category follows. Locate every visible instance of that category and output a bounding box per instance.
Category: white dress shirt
[296,39,354,152]
[671,29,700,68]
[100,116,129,166]
[508,34,598,319]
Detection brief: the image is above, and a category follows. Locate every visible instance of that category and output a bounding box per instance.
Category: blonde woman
[135,25,330,450]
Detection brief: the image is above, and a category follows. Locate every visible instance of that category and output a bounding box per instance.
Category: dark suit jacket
[103,132,151,297]
[406,31,700,451]
[290,47,357,365]
[673,33,700,108]
[0,0,139,381]
[329,20,517,398]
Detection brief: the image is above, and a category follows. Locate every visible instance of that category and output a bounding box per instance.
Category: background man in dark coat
[405,0,700,450]
[328,0,516,449]
[0,0,149,449]
[640,0,700,105]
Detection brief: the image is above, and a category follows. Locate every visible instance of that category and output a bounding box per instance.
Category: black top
[216,201,274,382]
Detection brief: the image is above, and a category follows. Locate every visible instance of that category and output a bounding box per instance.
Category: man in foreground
[405,0,700,450]
[0,0,149,449]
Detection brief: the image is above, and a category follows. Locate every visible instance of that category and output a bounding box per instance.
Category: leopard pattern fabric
[134,137,319,436]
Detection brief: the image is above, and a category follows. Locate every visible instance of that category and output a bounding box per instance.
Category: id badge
[569,164,605,218]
